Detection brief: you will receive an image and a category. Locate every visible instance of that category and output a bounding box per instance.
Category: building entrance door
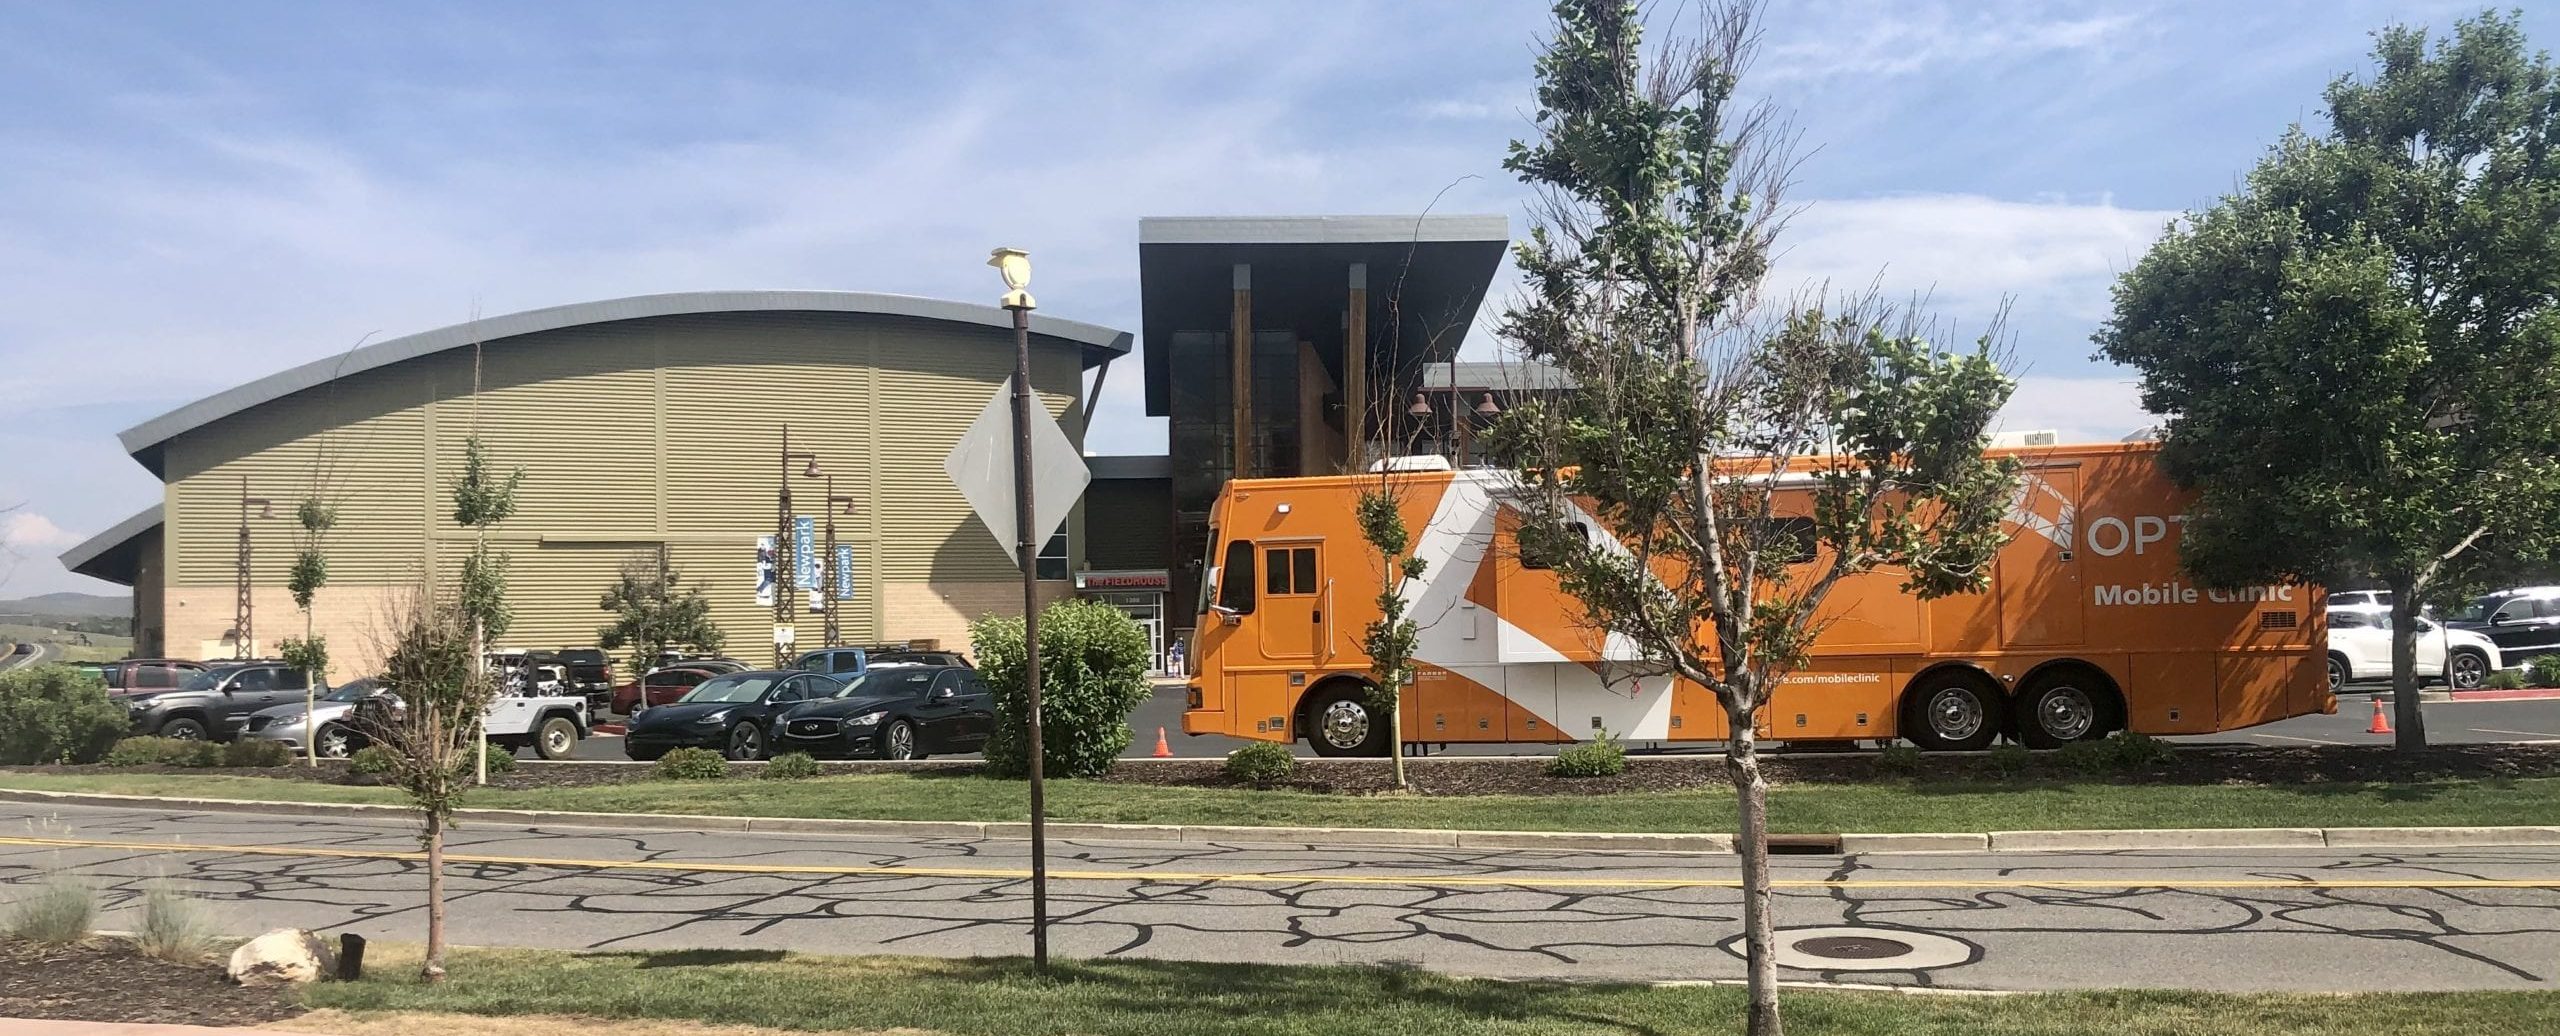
[1095,591,1168,673]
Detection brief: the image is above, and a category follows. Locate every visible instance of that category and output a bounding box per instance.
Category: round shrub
[2108,731,2176,769]
[656,747,728,780]
[2527,655,2560,689]
[348,746,395,776]
[2052,739,2115,776]
[1871,743,1922,776]
[221,739,293,768]
[2485,669,2528,691]
[469,744,518,775]
[0,665,130,765]
[1223,742,1295,785]
[104,737,223,768]
[1546,732,1627,778]
[972,600,1154,779]
[763,751,821,780]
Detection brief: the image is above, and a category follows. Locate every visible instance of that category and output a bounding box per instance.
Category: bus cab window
[1218,540,1257,614]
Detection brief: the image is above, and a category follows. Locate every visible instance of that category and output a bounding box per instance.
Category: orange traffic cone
[1153,727,1173,758]
[2367,695,2395,735]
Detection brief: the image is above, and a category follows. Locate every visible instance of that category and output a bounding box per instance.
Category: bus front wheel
[1304,686,1388,757]
[1903,674,2004,752]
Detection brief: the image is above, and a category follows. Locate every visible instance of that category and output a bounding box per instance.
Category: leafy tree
[597,545,727,686]
[972,599,1152,778]
[1355,488,1424,788]
[356,586,499,982]
[2096,10,2560,748]
[1486,4,2016,1032]
[285,495,337,766]
[448,432,522,783]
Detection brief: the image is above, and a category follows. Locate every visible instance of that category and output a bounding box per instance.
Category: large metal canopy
[1136,215,1509,416]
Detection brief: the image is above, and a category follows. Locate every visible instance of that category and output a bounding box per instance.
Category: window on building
[1037,530,1069,581]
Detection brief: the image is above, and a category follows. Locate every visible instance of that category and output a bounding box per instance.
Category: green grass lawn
[307,943,2560,1036]
[6,769,2557,834]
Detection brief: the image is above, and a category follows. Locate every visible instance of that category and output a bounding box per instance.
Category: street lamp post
[233,477,276,660]
[776,426,822,666]
[818,477,859,649]
[989,246,1050,970]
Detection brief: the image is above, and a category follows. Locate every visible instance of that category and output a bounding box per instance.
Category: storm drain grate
[1793,935,1913,960]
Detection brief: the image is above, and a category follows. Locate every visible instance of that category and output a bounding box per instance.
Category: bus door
[1998,466,2084,647]
[1257,540,1327,661]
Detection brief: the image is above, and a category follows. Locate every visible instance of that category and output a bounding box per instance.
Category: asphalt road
[0,641,50,672]
[565,685,2560,761]
[2,800,2555,992]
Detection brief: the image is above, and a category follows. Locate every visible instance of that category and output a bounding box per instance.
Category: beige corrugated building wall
[62,292,1131,677]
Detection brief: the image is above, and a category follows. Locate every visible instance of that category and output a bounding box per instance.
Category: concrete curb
[4,787,2557,854]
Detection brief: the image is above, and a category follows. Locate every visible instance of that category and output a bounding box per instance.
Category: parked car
[122,661,314,740]
[2445,587,2560,666]
[789,646,971,675]
[656,651,750,672]
[2326,603,2503,693]
[554,647,617,710]
[236,677,391,758]
[608,665,724,715]
[75,658,210,696]
[772,664,994,761]
[621,670,840,762]
[486,650,566,696]
[2328,589,2393,609]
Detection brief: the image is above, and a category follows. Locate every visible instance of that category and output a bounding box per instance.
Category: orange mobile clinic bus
[1181,441,2335,756]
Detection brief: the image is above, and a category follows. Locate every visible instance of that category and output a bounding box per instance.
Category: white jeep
[482,690,591,760]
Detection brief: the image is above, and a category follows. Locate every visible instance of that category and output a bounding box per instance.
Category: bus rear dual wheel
[1904,671,2116,751]
[1303,684,1391,757]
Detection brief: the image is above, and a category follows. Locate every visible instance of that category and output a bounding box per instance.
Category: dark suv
[123,661,313,741]
[2447,587,2560,665]
[555,647,617,710]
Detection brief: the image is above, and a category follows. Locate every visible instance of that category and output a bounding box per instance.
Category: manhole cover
[1720,925,1978,972]
[1793,935,1912,960]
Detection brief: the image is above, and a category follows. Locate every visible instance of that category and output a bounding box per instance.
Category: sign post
[949,247,1089,971]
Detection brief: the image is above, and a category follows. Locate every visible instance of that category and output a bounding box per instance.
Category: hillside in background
[0,591,128,618]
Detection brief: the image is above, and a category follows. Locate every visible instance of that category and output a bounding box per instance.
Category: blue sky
[0,0,2500,595]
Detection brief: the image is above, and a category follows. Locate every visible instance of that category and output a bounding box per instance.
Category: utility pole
[821,477,858,649]
[776,426,819,666]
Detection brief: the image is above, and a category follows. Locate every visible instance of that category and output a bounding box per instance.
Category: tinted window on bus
[1218,540,1257,614]
[1769,517,1818,565]
[1519,522,1587,571]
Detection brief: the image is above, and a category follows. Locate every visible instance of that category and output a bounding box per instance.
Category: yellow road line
[5,834,2557,891]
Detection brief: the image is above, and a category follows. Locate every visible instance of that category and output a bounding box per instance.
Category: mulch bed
[12,743,2559,799]
[0,938,303,1026]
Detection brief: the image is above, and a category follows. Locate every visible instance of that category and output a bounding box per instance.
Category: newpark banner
[755,535,775,608]
[795,516,822,612]
[835,543,856,601]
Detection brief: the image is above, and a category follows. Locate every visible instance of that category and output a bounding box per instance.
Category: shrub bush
[1986,743,2033,778]
[348,745,395,776]
[2528,655,2560,689]
[222,738,293,768]
[1223,742,1296,785]
[133,882,220,963]
[1872,743,1922,776]
[1546,732,1627,778]
[764,751,820,780]
[103,737,223,768]
[474,744,518,775]
[0,665,129,765]
[2052,739,2116,776]
[2485,669,2528,690]
[2109,731,2177,769]
[973,599,1154,779]
[3,872,97,944]
[656,747,728,780]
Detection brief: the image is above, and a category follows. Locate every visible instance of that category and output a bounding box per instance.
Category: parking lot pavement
[7,799,2558,992]
[560,686,2560,764]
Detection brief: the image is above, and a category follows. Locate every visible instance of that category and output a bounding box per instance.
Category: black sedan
[771,664,994,760]
[622,670,840,761]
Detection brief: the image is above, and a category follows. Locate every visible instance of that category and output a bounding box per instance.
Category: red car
[608,665,729,715]
[76,659,210,696]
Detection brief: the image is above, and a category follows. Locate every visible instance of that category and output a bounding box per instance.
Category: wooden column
[1231,264,1253,477]
[1345,262,1367,468]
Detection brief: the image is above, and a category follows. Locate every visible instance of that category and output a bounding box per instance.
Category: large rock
[226,927,337,986]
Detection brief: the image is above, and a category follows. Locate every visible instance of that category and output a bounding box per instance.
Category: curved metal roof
[57,503,163,584]
[118,290,1134,467]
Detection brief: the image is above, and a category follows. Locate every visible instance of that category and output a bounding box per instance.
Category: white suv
[2326,603,2503,693]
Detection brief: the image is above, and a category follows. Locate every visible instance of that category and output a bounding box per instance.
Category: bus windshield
[1196,524,1220,617]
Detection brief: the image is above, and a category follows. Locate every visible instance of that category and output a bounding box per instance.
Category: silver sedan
[236,679,388,759]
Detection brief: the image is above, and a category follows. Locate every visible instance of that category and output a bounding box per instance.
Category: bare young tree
[357,583,499,982]
[1488,4,2018,1033]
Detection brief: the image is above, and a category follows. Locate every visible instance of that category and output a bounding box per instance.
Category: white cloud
[1,512,83,554]
[1770,192,2177,326]
[1995,373,2157,446]
[1760,4,2139,83]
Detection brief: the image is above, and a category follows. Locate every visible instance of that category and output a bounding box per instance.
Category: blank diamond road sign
[945,375,1090,562]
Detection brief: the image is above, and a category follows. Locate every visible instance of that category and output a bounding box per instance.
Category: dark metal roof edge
[57,503,163,577]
